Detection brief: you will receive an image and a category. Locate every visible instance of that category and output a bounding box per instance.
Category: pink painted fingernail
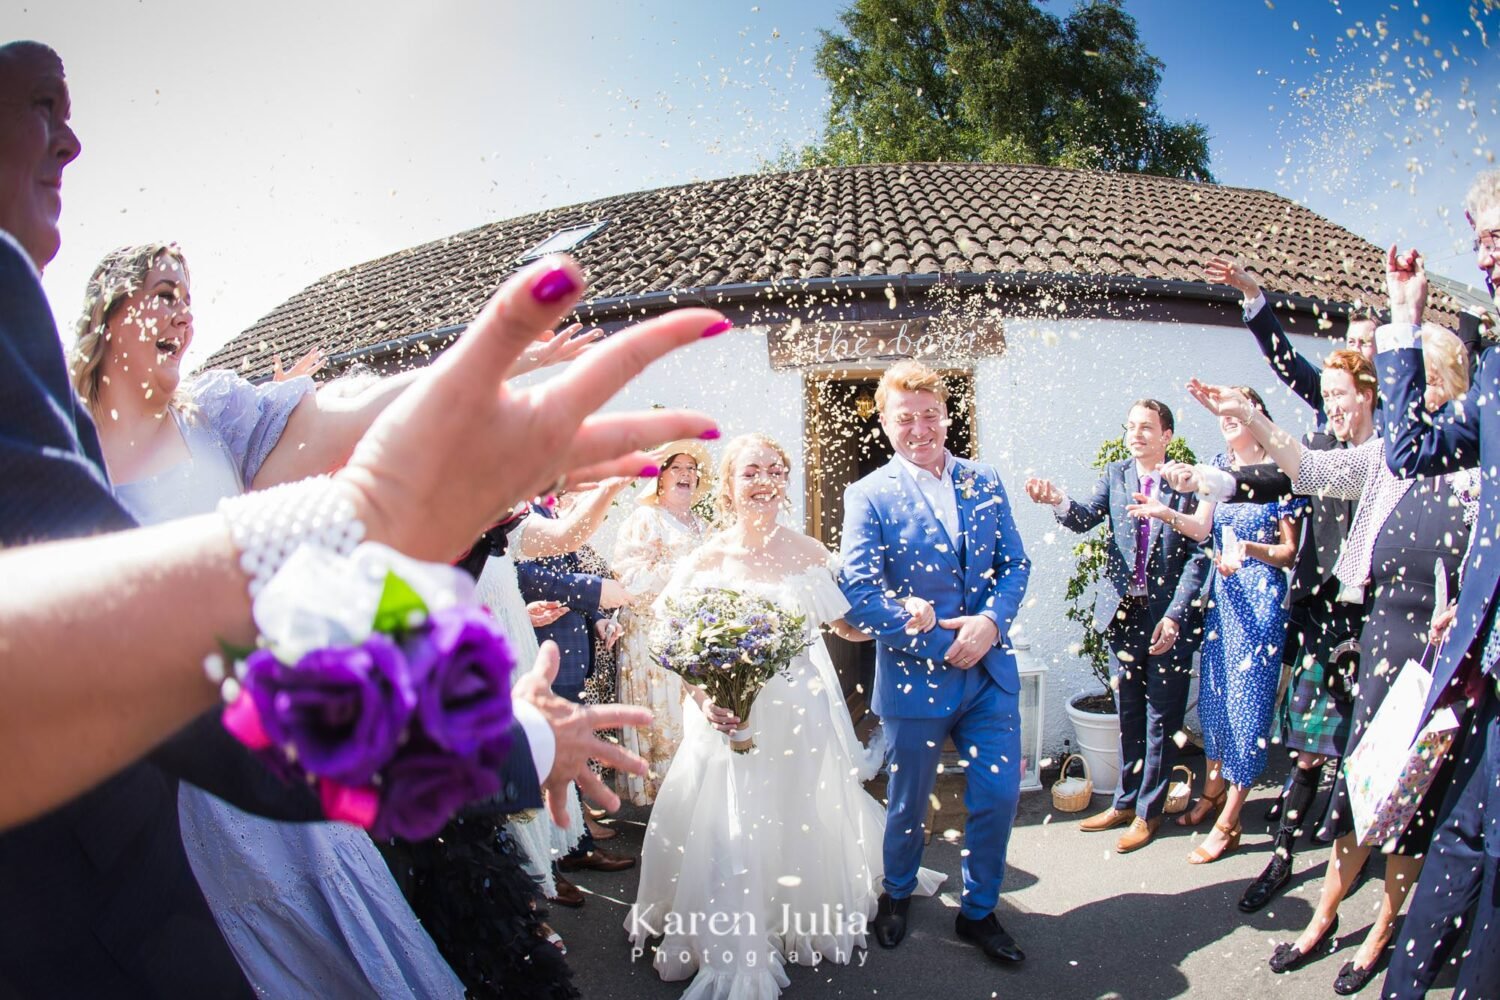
[701,319,733,338]
[532,267,579,304]
[639,464,661,478]
[543,494,558,508]
[699,428,721,441]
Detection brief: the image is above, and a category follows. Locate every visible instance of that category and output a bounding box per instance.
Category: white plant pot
[1065,691,1121,797]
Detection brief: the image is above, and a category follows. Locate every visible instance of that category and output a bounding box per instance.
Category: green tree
[797,0,1212,181]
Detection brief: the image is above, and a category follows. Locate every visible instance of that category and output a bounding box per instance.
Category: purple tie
[1133,475,1153,589]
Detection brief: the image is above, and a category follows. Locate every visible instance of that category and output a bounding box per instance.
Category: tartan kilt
[1280,591,1361,757]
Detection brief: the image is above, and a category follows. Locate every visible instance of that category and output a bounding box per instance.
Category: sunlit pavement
[555,755,1461,999]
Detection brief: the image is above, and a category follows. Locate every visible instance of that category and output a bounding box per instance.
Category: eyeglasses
[1473,230,1500,254]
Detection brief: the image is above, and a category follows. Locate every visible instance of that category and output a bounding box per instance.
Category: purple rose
[245,634,416,786]
[371,742,501,841]
[404,606,517,756]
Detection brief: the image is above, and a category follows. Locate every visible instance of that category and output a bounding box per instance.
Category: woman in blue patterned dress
[1130,387,1303,864]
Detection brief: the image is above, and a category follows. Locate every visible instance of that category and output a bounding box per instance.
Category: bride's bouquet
[650,587,812,753]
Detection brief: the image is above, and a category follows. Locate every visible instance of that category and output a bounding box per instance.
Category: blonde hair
[713,433,792,525]
[1465,170,1500,222]
[1421,323,1469,404]
[874,359,949,413]
[69,243,189,408]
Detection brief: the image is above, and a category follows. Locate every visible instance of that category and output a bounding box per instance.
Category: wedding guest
[0,39,719,994]
[518,483,638,873]
[1373,185,1500,997]
[1168,350,1377,914]
[1129,388,1303,866]
[1184,326,1474,992]
[611,439,713,805]
[1026,400,1212,853]
[70,242,463,997]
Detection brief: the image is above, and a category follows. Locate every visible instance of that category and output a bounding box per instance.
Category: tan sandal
[1188,820,1242,865]
[1176,788,1226,828]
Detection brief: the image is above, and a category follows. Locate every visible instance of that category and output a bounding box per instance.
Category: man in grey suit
[1026,400,1212,853]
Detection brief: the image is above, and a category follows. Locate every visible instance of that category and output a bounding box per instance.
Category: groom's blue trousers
[882,669,1020,921]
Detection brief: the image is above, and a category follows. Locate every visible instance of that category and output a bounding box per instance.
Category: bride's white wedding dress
[627,557,943,1000]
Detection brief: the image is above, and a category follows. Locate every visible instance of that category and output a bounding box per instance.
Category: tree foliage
[797,0,1212,181]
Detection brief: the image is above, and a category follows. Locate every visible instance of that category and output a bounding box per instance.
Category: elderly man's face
[0,44,77,270]
[1473,201,1500,304]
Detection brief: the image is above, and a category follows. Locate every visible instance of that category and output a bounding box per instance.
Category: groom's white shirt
[892,450,960,546]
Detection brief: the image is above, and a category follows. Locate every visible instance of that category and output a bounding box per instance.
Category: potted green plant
[1062,434,1196,793]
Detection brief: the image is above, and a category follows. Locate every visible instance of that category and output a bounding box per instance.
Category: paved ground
[552,754,1462,999]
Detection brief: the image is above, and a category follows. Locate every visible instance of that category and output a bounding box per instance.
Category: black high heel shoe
[1268,915,1340,974]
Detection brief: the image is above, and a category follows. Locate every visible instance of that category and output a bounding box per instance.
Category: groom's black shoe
[1238,852,1292,913]
[872,893,910,949]
[954,913,1025,964]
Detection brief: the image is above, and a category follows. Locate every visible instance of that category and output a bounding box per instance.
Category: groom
[838,360,1031,965]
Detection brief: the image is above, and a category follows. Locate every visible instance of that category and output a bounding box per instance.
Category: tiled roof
[203,161,1464,376]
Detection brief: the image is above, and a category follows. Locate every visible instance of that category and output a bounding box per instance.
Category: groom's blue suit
[839,455,1030,921]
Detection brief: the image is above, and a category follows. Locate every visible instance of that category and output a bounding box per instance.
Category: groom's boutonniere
[956,469,980,501]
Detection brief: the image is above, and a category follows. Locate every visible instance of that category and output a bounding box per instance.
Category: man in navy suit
[1027,400,1212,854]
[1371,172,1500,998]
[839,360,1031,964]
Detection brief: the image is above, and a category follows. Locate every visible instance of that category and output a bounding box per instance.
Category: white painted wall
[977,317,1325,760]
[572,314,1330,760]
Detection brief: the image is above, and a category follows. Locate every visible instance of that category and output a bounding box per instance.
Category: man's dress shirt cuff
[514,701,554,786]
[1195,465,1237,503]
[1375,322,1421,354]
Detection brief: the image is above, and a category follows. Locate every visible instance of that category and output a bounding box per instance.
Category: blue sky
[16,0,1497,362]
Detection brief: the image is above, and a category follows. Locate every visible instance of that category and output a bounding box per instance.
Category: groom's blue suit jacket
[839,457,1030,719]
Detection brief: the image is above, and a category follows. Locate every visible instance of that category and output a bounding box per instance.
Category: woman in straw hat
[611,438,713,805]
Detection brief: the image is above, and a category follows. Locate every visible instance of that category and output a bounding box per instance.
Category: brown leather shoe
[1079,807,1136,832]
[548,874,585,908]
[557,847,637,873]
[1116,816,1162,854]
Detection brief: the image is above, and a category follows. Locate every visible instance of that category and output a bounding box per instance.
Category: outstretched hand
[333,255,724,562]
[1185,378,1255,422]
[513,640,654,828]
[272,346,329,382]
[1160,460,1199,494]
[509,322,604,380]
[1386,243,1428,327]
[1023,477,1063,506]
[1203,256,1261,300]
[1125,492,1170,522]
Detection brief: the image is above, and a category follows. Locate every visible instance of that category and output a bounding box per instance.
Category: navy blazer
[515,506,606,692]
[1377,343,1499,713]
[0,236,539,995]
[1057,459,1212,642]
[1247,300,1327,426]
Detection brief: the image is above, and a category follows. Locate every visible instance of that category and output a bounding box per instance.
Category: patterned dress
[611,504,707,805]
[1199,457,1306,787]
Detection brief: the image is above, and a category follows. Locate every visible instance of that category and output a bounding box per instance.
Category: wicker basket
[1051,753,1094,813]
[1163,764,1194,815]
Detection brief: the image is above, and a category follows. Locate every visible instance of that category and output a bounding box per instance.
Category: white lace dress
[626,560,942,1000]
[612,505,707,805]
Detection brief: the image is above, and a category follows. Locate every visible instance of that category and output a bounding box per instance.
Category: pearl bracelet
[218,475,366,597]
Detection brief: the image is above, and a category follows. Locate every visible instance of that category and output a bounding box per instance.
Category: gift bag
[1344,647,1460,849]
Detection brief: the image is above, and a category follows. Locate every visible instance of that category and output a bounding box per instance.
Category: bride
[627,433,942,1000]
